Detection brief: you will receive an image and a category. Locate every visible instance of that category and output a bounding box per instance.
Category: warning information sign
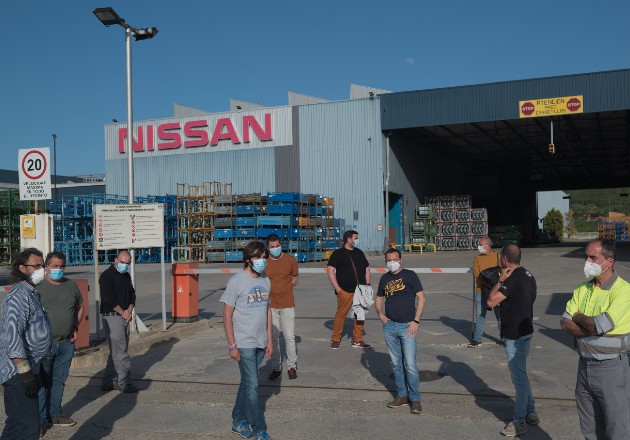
[519,95,584,118]
[94,204,165,250]
[18,148,52,200]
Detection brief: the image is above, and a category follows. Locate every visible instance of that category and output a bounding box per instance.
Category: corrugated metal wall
[381,69,630,129]
[105,148,276,197]
[299,99,385,252]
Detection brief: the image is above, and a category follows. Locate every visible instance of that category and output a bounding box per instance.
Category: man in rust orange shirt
[264,234,299,381]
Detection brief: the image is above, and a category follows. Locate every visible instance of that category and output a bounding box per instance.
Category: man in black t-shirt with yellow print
[375,248,426,415]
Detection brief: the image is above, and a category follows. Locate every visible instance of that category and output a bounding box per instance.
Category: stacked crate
[410,204,436,248]
[321,197,342,258]
[598,221,628,241]
[425,195,488,251]
[489,225,521,247]
[0,190,39,265]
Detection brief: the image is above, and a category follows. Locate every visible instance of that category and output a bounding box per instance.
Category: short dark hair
[45,251,66,267]
[591,239,616,261]
[266,234,281,244]
[501,244,521,265]
[243,241,268,267]
[384,248,401,259]
[342,230,358,245]
[11,248,44,281]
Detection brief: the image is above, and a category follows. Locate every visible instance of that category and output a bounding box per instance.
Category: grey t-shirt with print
[219,270,270,349]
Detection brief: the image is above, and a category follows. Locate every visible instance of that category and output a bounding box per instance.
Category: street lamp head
[133,27,159,41]
[93,7,125,27]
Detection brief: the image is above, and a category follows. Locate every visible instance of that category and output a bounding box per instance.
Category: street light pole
[52,133,57,210]
[125,26,136,284]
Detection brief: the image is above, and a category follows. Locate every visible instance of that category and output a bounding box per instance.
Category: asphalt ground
[1,241,630,439]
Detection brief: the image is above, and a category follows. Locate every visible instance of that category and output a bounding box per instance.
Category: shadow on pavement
[62,337,179,440]
[436,355,554,439]
[323,318,354,343]
[439,315,473,341]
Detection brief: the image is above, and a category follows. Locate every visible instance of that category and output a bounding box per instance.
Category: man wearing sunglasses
[99,250,137,394]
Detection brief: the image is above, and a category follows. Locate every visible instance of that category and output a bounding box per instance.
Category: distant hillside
[565,188,630,231]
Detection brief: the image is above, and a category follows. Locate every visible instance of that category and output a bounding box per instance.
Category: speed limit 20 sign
[18,148,52,201]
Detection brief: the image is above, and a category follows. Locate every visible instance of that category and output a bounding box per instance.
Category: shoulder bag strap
[344,250,360,285]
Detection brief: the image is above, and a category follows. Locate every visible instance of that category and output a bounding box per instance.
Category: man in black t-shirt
[487,245,538,437]
[327,230,370,349]
[375,248,426,415]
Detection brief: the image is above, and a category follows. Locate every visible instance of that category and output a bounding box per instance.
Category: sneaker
[387,396,409,408]
[267,370,282,382]
[410,401,422,414]
[467,340,481,348]
[40,422,49,437]
[231,420,253,438]
[525,412,540,425]
[117,383,138,393]
[51,414,77,427]
[501,421,528,437]
[330,341,340,349]
[287,368,297,380]
[350,340,371,348]
[253,431,271,440]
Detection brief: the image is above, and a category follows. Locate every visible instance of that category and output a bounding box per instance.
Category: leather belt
[102,312,118,317]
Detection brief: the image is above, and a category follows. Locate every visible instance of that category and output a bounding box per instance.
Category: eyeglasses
[23,264,44,269]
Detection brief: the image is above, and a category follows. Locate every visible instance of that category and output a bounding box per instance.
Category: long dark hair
[11,248,43,281]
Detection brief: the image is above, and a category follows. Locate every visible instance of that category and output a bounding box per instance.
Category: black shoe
[101,383,115,391]
[467,340,481,348]
[267,370,282,382]
[117,383,138,393]
[288,368,297,380]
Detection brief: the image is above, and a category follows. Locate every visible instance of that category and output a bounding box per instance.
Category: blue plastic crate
[235,228,256,238]
[267,192,301,202]
[267,204,300,215]
[236,205,262,215]
[236,217,256,227]
[226,251,243,262]
[213,229,233,238]
[257,216,294,226]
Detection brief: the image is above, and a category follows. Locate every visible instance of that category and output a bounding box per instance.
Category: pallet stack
[410,204,436,247]
[0,190,39,265]
[489,225,521,247]
[321,197,342,259]
[598,221,628,241]
[423,195,488,251]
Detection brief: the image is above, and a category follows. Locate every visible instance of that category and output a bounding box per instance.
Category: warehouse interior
[387,109,630,242]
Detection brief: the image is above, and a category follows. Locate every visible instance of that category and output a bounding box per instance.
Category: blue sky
[2,1,629,176]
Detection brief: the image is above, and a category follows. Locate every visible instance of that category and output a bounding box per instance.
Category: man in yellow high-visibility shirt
[561,239,630,440]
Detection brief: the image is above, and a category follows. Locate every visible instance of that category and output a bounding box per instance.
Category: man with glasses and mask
[0,248,51,439]
[221,241,273,440]
[37,251,83,432]
[99,250,137,394]
[374,248,426,415]
[561,239,630,440]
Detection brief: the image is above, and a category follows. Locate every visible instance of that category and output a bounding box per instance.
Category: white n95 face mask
[30,268,46,285]
[386,261,401,273]
[477,245,485,254]
[583,261,603,279]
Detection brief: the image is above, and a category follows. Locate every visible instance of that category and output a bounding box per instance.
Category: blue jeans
[505,334,535,423]
[383,321,421,402]
[38,340,75,421]
[1,373,40,439]
[473,291,501,341]
[232,348,267,435]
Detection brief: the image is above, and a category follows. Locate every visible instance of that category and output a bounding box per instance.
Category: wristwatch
[412,319,420,324]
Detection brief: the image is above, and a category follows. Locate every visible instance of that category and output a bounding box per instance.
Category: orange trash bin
[171,263,199,322]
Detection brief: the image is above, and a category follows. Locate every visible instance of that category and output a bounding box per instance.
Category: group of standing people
[1,235,627,440]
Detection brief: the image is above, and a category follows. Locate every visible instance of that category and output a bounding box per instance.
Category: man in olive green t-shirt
[37,252,83,431]
[264,234,299,381]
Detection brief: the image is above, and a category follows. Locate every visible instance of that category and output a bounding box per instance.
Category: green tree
[544,208,564,242]
[565,208,577,238]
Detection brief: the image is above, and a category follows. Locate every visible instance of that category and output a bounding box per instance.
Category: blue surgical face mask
[269,247,282,258]
[251,259,267,273]
[117,263,129,274]
[49,269,64,281]
[353,239,360,248]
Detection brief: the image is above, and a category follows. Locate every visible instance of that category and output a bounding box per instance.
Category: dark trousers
[1,374,40,439]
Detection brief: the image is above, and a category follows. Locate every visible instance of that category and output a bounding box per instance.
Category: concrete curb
[70,319,213,369]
